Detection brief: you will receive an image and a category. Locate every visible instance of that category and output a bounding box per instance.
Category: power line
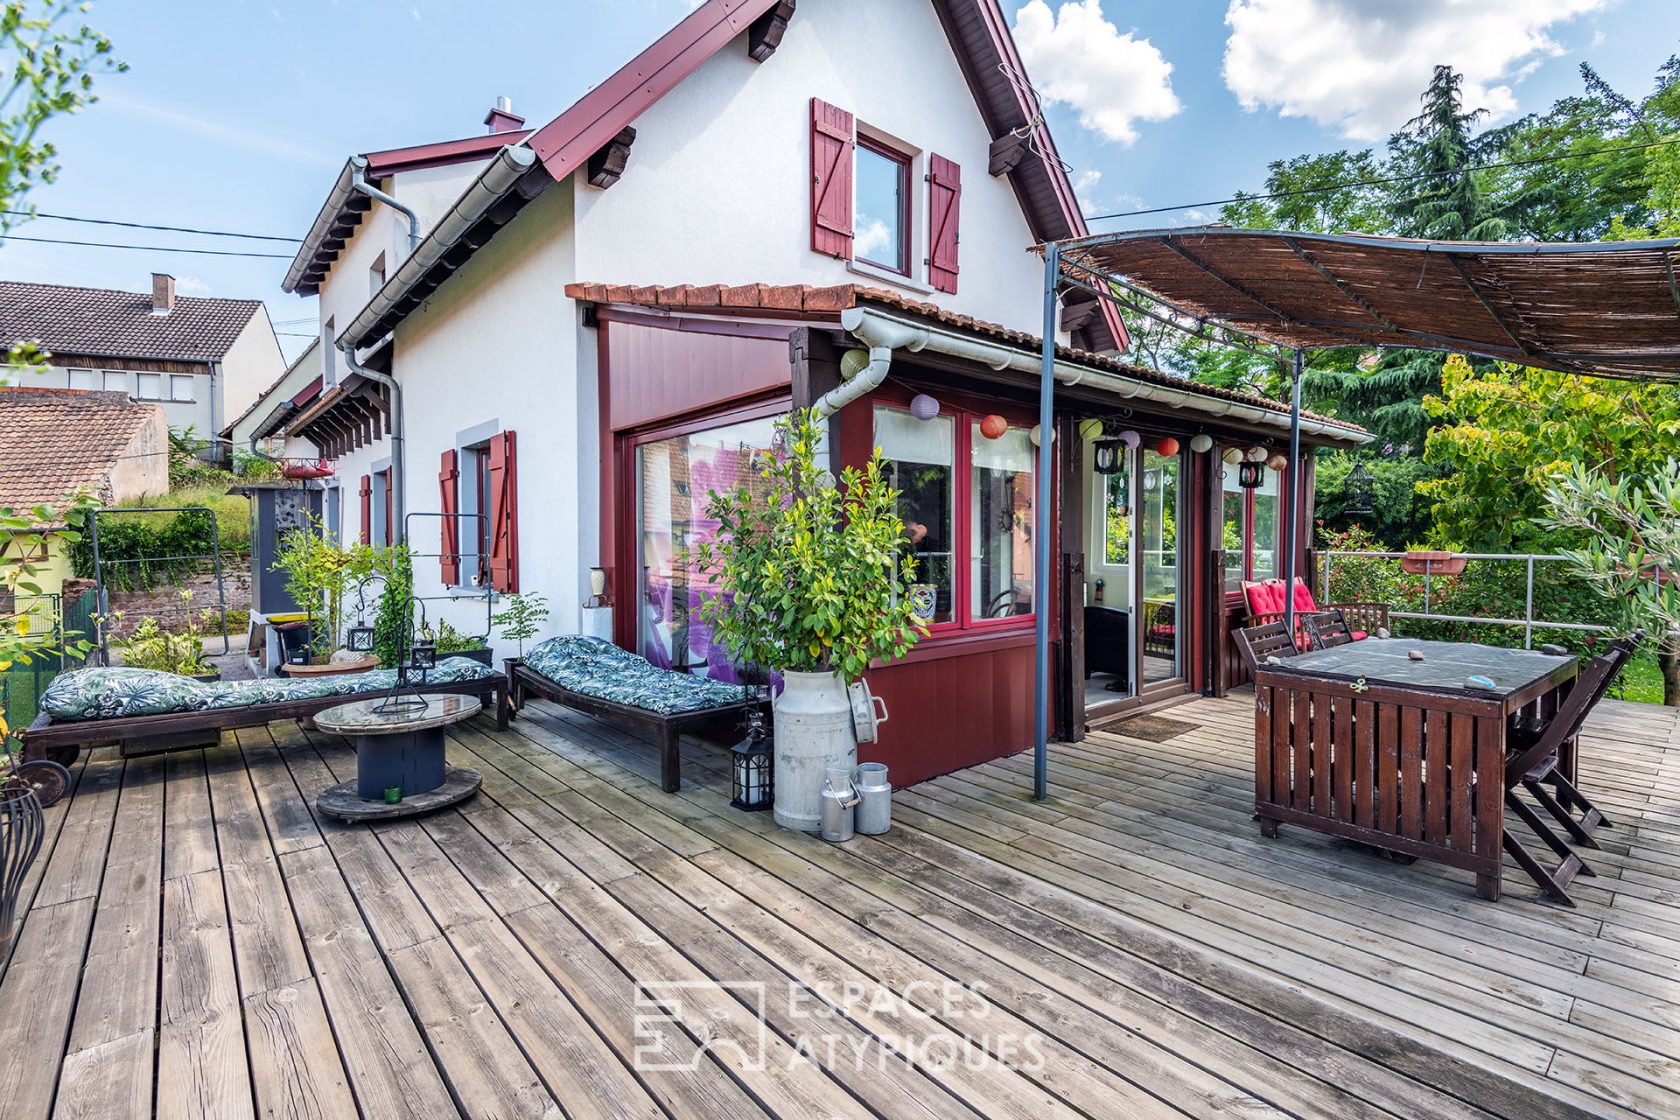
[2,208,302,243]
[0,234,294,259]
[1084,135,1680,224]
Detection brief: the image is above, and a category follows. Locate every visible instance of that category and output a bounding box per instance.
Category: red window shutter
[358,474,372,545]
[487,430,519,593]
[810,98,854,259]
[383,471,394,543]
[928,154,961,293]
[438,450,460,585]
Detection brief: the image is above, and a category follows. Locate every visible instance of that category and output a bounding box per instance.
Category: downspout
[208,360,222,464]
[350,156,420,255]
[814,313,926,419]
[340,341,405,542]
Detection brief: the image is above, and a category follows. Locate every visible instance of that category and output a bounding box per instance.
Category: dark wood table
[1252,639,1578,900]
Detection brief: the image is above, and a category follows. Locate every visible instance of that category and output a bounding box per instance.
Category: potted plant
[693,408,928,832]
[272,519,382,672]
[492,591,549,678]
[429,619,493,665]
[1400,549,1468,576]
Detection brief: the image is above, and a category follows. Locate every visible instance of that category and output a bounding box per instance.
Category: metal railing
[1317,550,1619,649]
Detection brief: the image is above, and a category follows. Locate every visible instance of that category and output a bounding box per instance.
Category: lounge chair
[507,636,754,793]
[23,657,509,765]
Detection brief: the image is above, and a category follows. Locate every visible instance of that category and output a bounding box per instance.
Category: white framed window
[135,373,163,399]
[102,370,128,393]
[67,368,95,390]
[169,375,195,402]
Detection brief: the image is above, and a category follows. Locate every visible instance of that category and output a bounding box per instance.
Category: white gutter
[838,306,1371,444]
[343,144,539,349]
[282,160,355,294]
[812,317,926,418]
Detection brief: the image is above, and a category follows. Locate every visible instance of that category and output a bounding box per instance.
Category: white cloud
[174,276,212,296]
[1012,1,1182,145]
[101,94,339,168]
[1222,0,1608,141]
[1073,170,1104,215]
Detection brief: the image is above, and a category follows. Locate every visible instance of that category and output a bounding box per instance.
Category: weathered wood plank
[53,1029,153,1120]
[0,898,97,1120]
[242,979,359,1120]
[159,868,254,1120]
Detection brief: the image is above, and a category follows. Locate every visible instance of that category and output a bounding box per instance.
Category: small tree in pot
[692,408,927,831]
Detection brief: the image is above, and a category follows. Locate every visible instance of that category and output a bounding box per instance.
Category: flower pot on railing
[1400,550,1467,576]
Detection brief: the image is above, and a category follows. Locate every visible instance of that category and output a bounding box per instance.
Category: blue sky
[5,0,1677,359]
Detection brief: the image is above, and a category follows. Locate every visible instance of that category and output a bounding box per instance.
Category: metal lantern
[346,624,376,653]
[1092,439,1123,474]
[1347,461,1375,515]
[409,640,437,671]
[730,709,774,811]
[1238,461,1266,489]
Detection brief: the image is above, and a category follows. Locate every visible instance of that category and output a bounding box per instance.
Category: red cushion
[1291,578,1318,613]
[1244,580,1283,615]
[1351,630,1368,641]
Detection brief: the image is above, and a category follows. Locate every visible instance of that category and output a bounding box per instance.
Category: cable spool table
[313,693,483,821]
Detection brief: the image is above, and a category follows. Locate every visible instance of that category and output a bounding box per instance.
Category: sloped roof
[0,280,263,363]
[221,337,323,438]
[341,0,1127,352]
[0,389,164,510]
[564,280,1363,437]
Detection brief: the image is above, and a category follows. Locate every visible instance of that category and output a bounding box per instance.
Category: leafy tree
[1390,65,1508,240]
[1419,355,1680,550]
[692,408,927,681]
[1220,149,1390,234]
[1313,451,1442,549]
[1540,462,1680,704]
[3,1,122,377]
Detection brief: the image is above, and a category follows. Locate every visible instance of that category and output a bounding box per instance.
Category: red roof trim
[365,130,533,178]
[527,0,782,181]
[289,375,324,408]
[970,0,1128,351]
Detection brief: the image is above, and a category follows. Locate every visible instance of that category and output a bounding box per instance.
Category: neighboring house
[0,387,170,598]
[0,274,286,461]
[277,0,1367,785]
[221,337,324,460]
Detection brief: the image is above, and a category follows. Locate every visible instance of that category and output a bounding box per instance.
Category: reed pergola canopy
[1055,227,1680,379]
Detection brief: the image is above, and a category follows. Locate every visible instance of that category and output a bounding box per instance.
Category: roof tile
[0,388,164,510]
[0,280,264,362]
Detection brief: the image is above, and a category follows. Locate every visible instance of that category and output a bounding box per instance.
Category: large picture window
[635,414,779,679]
[874,403,1035,632]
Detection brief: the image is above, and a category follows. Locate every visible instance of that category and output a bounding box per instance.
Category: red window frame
[854,135,912,276]
[858,389,1040,638]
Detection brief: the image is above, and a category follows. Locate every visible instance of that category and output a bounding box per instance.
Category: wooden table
[1252,639,1577,900]
[313,693,483,821]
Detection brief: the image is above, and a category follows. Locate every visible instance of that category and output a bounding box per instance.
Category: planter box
[1400,550,1467,576]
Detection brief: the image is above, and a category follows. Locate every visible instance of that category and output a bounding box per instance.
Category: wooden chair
[1303,609,1355,650]
[1499,636,1637,905]
[1235,619,1299,676]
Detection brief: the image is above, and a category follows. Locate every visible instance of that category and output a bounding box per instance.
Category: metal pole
[1033,242,1059,802]
[1283,349,1304,640]
[1525,556,1535,649]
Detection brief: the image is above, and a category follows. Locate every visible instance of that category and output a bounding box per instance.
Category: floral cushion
[40,657,502,722]
[523,635,748,716]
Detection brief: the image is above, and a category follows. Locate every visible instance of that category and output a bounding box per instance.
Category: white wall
[219,312,286,430]
[572,0,1052,336]
[390,186,582,658]
[35,363,214,436]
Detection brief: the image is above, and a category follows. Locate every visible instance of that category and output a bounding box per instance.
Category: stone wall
[103,556,252,636]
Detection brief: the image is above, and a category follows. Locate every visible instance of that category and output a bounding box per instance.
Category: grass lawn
[1615,650,1667,705]
[112,483,252,553]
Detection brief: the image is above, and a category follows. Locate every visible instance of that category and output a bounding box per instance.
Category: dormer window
[855,139,909,275]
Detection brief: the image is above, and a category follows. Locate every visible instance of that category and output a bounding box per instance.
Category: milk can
[853,762,892,835]
[819,766,860,842]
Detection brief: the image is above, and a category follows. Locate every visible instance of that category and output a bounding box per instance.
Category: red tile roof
[563,281,1362,432]
[0,388,165,510]
[0,280,263,363]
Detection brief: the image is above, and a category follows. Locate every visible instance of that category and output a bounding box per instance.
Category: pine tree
[1391,66,1508,240]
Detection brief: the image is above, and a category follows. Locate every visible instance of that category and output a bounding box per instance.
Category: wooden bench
[507,660,752,793]
[23,674,509,767]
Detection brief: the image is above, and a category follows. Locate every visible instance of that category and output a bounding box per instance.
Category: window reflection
[972,423,1035,618]
[877,407,955,625]
[636,416,778,680]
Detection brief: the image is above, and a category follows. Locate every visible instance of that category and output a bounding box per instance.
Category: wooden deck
[2,690,1677,1119]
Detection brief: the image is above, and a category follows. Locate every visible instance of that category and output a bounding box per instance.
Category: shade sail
[1057,228,1680,379]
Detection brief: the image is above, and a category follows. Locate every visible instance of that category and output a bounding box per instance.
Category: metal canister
[819,766,859,842]
[853,762,892,835]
